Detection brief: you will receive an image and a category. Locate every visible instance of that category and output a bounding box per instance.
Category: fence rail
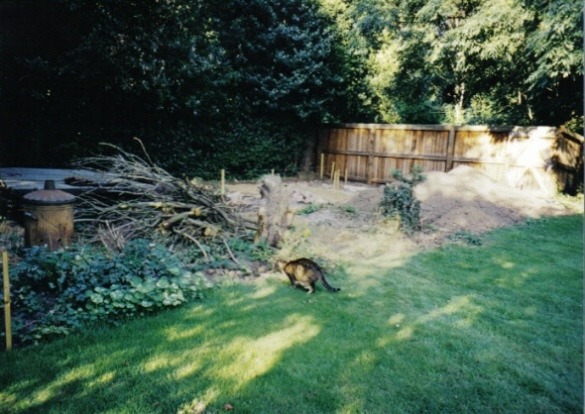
[316,124,583,195]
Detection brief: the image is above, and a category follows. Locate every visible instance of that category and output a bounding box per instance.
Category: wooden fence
[316,124,583,195]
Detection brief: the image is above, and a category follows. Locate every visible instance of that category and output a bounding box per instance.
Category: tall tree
[524,0,583,126]
[326,0,582,127]
[0,0,348,176]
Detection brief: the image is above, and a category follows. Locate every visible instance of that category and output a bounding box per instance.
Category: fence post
[445,125,456,172]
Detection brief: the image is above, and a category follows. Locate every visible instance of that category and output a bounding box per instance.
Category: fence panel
[316,124,583,195]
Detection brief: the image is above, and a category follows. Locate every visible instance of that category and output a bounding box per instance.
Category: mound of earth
[413,166,570,244]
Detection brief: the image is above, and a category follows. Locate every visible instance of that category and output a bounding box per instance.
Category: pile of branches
[74,143,254,261]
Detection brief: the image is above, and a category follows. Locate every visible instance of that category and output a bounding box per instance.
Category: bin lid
[23,180,76,206]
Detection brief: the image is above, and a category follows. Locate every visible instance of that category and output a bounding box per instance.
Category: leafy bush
[2,240,209,347]
[380,167,426,232]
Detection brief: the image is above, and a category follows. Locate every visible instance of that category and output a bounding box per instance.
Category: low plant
[380,166,426,232]
[336,204,358,216]
[446,230,483,246]
[296,203,326,215]
[0,217,24,255]
[2,239,209,347]
[297,203,357,217]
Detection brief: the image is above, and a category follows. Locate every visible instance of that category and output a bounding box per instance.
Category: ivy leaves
[6,240,209,347]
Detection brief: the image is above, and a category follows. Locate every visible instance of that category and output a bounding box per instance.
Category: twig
[133,137,156,167]
[173,229,209,263]
[221,237,252,275]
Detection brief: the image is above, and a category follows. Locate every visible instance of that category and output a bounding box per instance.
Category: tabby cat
[277,258,340,294]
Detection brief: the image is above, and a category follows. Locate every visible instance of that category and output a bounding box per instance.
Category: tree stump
[254,175,293,246]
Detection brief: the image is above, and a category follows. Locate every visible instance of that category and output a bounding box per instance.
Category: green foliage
[3,240,209,346]
[155,118,308,180]
[524,0,583,125]
[0,0,347,175]
[297,203,358,217]
[330,0,582,126]
[380,167,426,232]
[447,230,484,246]
[0,216,581,413]
[336,204,358,216]
[0,0,582,173]
[297,203,327,215]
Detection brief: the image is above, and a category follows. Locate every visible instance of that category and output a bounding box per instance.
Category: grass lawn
[0,215,582,413]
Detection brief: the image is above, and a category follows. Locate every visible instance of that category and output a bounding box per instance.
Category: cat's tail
[321,277,340,292]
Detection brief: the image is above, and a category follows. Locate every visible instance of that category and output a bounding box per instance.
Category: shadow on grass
[0,215,582,413]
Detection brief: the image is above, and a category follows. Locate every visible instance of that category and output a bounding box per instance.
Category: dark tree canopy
[1,0,582,176]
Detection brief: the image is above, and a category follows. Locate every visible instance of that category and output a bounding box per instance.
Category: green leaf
[156,277,170,289]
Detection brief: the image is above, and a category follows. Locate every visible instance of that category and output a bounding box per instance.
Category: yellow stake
[330,161,335,182]
[2,250,11,352]
[220,169,225,196]
[320,153,324,179]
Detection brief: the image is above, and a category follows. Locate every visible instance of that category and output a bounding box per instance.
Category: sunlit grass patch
[0,215,582,413]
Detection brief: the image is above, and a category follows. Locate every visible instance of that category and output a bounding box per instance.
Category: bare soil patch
[227,167,578,262]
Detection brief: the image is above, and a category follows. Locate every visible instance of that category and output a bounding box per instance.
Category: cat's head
[274,259,287,271]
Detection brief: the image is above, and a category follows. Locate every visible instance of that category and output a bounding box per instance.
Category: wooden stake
[334,170,340,190]
[344,167,348,186]
[2,250,11,352]
[220,169,225,196]
[271,169,275,175]
[319,153,324,179]
[330,161,335,182]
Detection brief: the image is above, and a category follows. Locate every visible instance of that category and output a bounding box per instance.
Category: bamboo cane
[344,167,348,186]
[330,161,335,182]
[220,169,225,196]
[2,250,11,352]
[319,153,324,179]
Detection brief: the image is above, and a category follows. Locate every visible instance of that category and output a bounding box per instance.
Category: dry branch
[74,144,254,262]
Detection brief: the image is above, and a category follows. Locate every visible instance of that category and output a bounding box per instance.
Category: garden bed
[227,166,576,256]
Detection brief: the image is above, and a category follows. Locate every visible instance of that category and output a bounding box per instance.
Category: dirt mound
[414,166,570,243]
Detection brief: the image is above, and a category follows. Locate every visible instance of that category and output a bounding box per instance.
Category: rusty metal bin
[23,180,76,250]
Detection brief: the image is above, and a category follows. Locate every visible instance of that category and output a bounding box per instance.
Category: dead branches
[74,143,254,261]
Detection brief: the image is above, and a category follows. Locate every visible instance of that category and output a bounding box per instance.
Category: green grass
[1,215,582,413]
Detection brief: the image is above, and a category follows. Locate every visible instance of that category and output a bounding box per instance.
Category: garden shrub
[2,240,209,347]
[380,166,426,232]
